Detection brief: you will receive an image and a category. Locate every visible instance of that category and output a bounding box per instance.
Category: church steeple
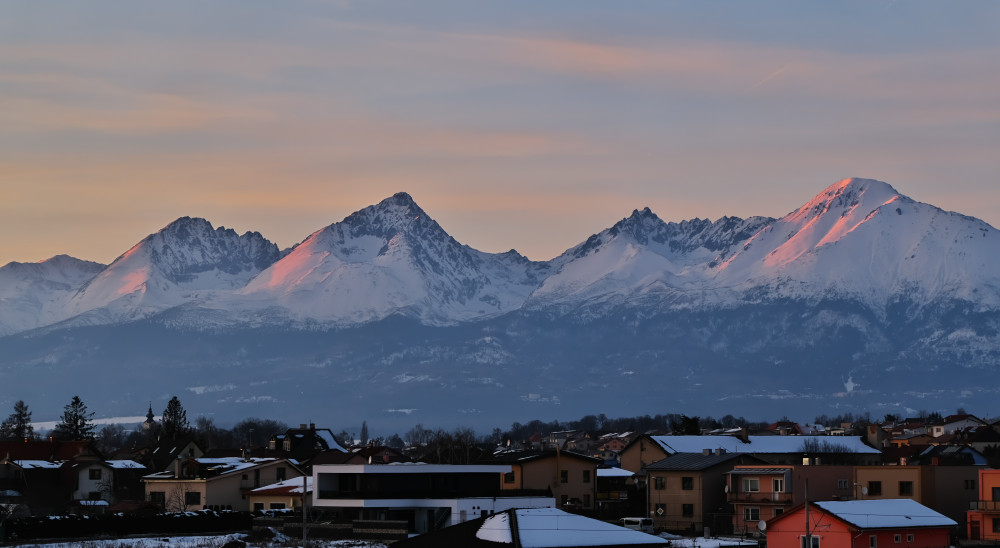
[143,402,155,430]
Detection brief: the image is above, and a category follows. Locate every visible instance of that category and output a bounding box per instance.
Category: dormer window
[283,439,291,451]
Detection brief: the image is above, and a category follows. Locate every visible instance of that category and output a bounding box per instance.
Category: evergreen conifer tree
[0,400,34,440]
[52,396,95,441]
[161,396,190,440]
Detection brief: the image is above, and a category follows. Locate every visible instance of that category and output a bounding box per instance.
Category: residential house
[853,464,979,531]
[966,468,1000,540]
[312,463,554,535]
[248,476,312,511]
[620,435,880,473]
[142,457,302,511]
[126,435,203,473]
[766,499,955,548]
[311,445,409,466]
[391,507,670,548]
[0,439,100,513]
[727,463,862,536]
[267,423,347,461]
[483,449,601,512]
[644,451,763,535]
[596,467,639,519]
[68,458,147,505]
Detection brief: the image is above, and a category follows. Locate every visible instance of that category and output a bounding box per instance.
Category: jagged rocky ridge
[2,178,999,428]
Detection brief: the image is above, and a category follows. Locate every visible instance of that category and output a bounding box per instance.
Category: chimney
[739,427,749,444]
[703,448,712,456]
[310,423,315,430]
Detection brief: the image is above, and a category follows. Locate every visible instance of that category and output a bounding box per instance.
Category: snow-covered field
[13,534,387,548]
[15,532,755,548]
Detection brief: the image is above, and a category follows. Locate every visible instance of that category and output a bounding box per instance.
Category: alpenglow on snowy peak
[64,216,280,324]
[3,178,1000,429]
[239,192,551,326]
[0,178,998,335]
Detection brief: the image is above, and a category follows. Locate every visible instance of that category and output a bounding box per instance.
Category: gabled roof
[637,435,879,455]
[484,449,602,465]
[644,452,747,471]
[393,507,669,547]
[770,500,956,531]
[249,476,311,496]
[0,440,98,461]
[813,500,956,529]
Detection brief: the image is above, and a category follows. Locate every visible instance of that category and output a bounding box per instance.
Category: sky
[2,1,998,266]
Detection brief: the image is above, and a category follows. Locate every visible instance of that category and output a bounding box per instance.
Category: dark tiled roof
[645,452,743,471]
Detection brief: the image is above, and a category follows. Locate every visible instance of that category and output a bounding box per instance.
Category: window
[838,479,849,489]
[560,470,568,484]
[894,534,901,543]
[276,467,286,482]
[906,535,914,542]
[965,479,977,490]
[654,477,665,490]
[150,491,165,505]
[89,468,102,480]
[744,478,760,492]
[993,518,1000,533]
[682,476,694,490]
[773,478,785,492]
[655,503,666,516]
[744,507,760,521]
[583,470,591,483]
[993,487,1000,501]
[868,481,882,496]
[270,502,286,509]
[869,535,877,548]
[898,481,913,496]
[185,491,201,506]
[774,508,784,517]
[801,537,820,548]
[504,471,515,484]
[682,504,694,517]
[253,502,264,511]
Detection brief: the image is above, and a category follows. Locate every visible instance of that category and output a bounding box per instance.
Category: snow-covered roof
[77,500,110,506]
[106,459,146,469]
[15,460,62,469]
[0,489,23,497]
[476,507,666,547]
[250,476,312,495]
[814,500,956,529]
[597,467,634,478]
[649,435,879,454]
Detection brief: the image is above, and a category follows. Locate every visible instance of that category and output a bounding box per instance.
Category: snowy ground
[658,534,758,548]
[13,534,387,548]
[15,533,754,548]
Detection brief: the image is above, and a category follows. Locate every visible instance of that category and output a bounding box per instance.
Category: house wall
[967,469,1000,541]
[74,465,109,501]
[620,437,668,474]
[515,456,596,510]
[768,506,952,548]
[853,466,923,502]
[648,470,706,534]
[924,466,978,533]
[248,493,305,510]
[145,479,208,512]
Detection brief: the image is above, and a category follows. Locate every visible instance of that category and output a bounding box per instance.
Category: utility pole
[804,479,811,548]
[302,474,309,546]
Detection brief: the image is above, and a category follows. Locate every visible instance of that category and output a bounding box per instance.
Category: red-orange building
[767,499,955,548]
[966,468,1000,541]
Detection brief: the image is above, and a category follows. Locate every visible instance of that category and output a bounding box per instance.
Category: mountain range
[2,178,998,431]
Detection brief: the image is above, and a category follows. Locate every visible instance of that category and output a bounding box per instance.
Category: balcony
[970,500,1000,511]
[727,492,793,504]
